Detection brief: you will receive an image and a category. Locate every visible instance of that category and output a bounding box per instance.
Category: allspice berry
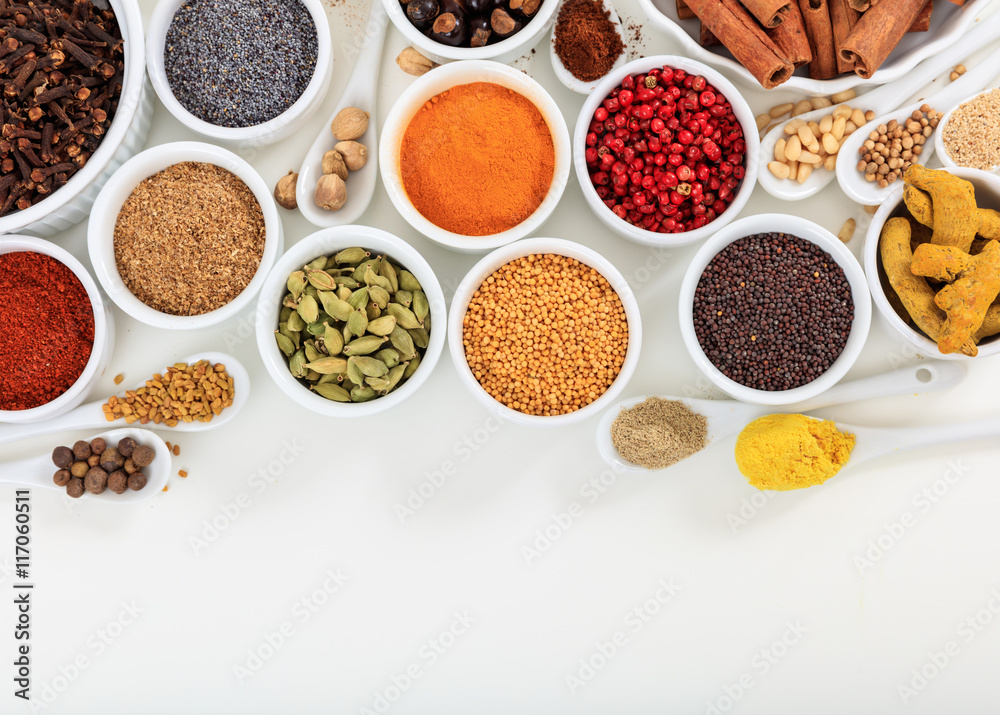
[315,174,347,211]
[53,469,71,487]
[70,461,89,478]
[274,171,298,210]
[131,445,155,468]
[84,467,108,494]
[100,446,125,473]
[66,478,85,499]
[331,107,369,141]
[108,470,128,495]
[90,437,107,454]
[127,472,148,491]
[52,446,74,469]
[334,141,368,171]
[117,437,136,458]
[72,440,91,460]
[322,150,349,180]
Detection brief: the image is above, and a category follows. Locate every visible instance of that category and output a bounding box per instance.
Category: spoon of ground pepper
[595,361,966,473]
[0,351,249,448]
[0,428,172,504]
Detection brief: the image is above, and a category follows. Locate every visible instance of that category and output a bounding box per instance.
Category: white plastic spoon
[837,44,1000,205]
[758,17,1000,202]
[549,0,627,95]
[0,352,249,449]
[0,427,172,504]
[840,415,1000,471]
[297,0,388,228]
[596,361,967,473]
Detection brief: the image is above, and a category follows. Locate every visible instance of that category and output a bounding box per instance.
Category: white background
[3,0,1000,713]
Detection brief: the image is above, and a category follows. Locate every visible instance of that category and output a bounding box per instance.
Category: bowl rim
[679,214,872,405]
[0,0,145,235]
[863,167,1000,360]
[380,0,558,62]
[145,0,332,143]
[379,60,572,253]
[572,54,760,248]
[254,225,447,417]
[0,236,110,420]
[87,141,282,330]
[934,88,1000,173]
[446,237,643,426]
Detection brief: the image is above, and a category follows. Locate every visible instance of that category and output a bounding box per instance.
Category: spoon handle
[340,0,389,107]
[0,453,58,490]
[791,362,966,413]
[0,401,107,451]
[918,44,1000,111]
[849,416,1000,467]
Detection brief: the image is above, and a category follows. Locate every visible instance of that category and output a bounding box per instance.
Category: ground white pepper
[941,89,1000,172]
[610,397,707,470]
[113,162,266,316]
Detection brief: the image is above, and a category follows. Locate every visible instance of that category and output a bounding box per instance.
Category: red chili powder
[0,251,95,410]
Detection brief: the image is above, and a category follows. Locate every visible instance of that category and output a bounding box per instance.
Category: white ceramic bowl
[864,168,1000,360]
[0,0,152,237]
[382,0,558,65]
[255,225,446,417]
[380,61,570,254]
[639,0,992,94]
[88,142,283,330]
[146,0,332,147]
[0,237,115,424]
[447,237,642,427]
[935,88,1000,173]
[679,214,872,405]
[573,55,759,248]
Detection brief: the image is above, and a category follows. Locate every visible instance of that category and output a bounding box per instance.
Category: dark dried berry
[90,437,107,454]
[127,472,147,491]
[66,478,85,499]
[107,470,128,495]
[87,454,101,468]
[53,469,71,487]
[84,467,108,495]
[100,447,125,472]
[131,445,155,468]
[117,437,136,458]
[70,461,89,478]
[124,458,137,475]
[72,440,92,460]
[52,446,74,469]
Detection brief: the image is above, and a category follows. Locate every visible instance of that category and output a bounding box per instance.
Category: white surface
[549,0,627,95]
[3,1,1000,713]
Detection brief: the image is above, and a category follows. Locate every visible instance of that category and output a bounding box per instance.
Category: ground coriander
[941,89,1000,172]
[611,398,707,470]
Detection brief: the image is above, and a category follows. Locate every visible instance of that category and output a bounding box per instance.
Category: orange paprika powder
[399,82,556,236]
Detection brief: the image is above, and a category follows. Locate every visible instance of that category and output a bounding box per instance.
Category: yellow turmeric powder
[735,414,855,491]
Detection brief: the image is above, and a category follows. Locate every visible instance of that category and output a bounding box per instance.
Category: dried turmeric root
[903,183,1000,244]
[933,241,1000,354]
[911,244,973,283]
[903,165,980,252]
[880,217,977,356]
[974,304,1000,342]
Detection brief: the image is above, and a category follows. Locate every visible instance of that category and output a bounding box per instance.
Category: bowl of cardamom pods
[255,225,446,416]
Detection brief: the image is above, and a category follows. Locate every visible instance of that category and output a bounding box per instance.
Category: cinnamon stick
[767,2,812,66]
[739,0,791,28]
[840,0,926,78]
[685,0,794,88]
[677,0,696,20]
[699,22,720,47]
[847,0,868,9]
[797,0,838,80]
[829,0,859,74]
[909,0,934,32]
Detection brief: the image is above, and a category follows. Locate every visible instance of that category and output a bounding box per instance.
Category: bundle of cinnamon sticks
[678,0,963,88]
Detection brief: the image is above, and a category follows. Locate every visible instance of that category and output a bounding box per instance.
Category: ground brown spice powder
[113,162,266,316]
[553,0,625,83]
[611,397,707,470]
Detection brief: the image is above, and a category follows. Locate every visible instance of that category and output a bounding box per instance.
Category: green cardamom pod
[305,369,321,382]
[386,303,422,330]
[393,290,412,308]
[323,323,344,355]
[287,311,305,332]
[347,309,369,338]
[346,357,365,386]
[317,372,341,385]
[318,291,353,322]
[304,341,323,363]
[350,385,377,402]
[305,255,328,271]
[304,285,319,299]
[288,349,307,378]
[385,364,406,392]
[364,264,392,292]
[343,335,388,356]
[335,247,370,264]
[287,270,307,300]
[376,349,400,369]
[365,376,391,392]
[312,383,351,402]
[368,285,390,309]
[412,290,429,323]
[352,355,389,377]
[389,325,416,359]
[279,306,293,323]
[399,269,422,292]
[282,293,299,309]
[365,301,381,321]
[408,327,429,349]
[334,276,360,289]
[304,356,348,374]
[274,331,294,357]
[336,286,353,301]
[306,320,327,336]
[367,315,397,336]
[306,268,337,291]
[347,287,369,311]
[297,295,319,325]
[403,353,421,379]
[352,258,377,283]
[380,259,399,293]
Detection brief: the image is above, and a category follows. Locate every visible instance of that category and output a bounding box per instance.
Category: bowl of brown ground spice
[87,142,282,329]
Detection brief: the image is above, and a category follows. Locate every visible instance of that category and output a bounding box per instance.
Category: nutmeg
[274,171,298,210]
[315,174,347,211]
[334,141,368,171]
[331,107,369,141]
[396,46,438,77]
[322,150,349,180]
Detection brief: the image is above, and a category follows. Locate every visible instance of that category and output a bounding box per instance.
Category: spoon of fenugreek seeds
[595,362,966,473]
[0,352,249,448]
[297,0,388,228]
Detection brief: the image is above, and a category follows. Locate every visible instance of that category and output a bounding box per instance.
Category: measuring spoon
[758,17,1000,202]
[297,0,389,228]
[0,351,249,449]
[596,361,967,473]
[0,427,172,503]
[549,0,627,95]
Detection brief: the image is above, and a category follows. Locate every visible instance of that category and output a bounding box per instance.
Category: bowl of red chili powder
[0,237,114,423]
[380,61,571,253]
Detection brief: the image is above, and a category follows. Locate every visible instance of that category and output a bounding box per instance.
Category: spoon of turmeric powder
[596,361,966,473]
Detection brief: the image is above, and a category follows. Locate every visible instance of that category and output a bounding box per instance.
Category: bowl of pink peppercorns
[574,56,759,247]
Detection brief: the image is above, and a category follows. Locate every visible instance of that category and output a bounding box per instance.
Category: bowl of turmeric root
[866,165,1000,359]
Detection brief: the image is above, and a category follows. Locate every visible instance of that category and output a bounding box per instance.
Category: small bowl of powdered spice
[0,237,115,424]
[87,142,282,330]
[550,0,627,94]
[936,88,1000,174]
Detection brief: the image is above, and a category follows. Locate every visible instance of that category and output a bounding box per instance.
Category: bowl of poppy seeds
[146,0,332,145]
[679,214,871,405]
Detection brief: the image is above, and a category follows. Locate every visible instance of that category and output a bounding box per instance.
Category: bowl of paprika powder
[0,237,114,424]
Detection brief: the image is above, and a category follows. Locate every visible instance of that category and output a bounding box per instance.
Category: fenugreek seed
[114,373,124,385]
[769,102,794,118]
[830,89,856,104]
[838,218,856,243]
